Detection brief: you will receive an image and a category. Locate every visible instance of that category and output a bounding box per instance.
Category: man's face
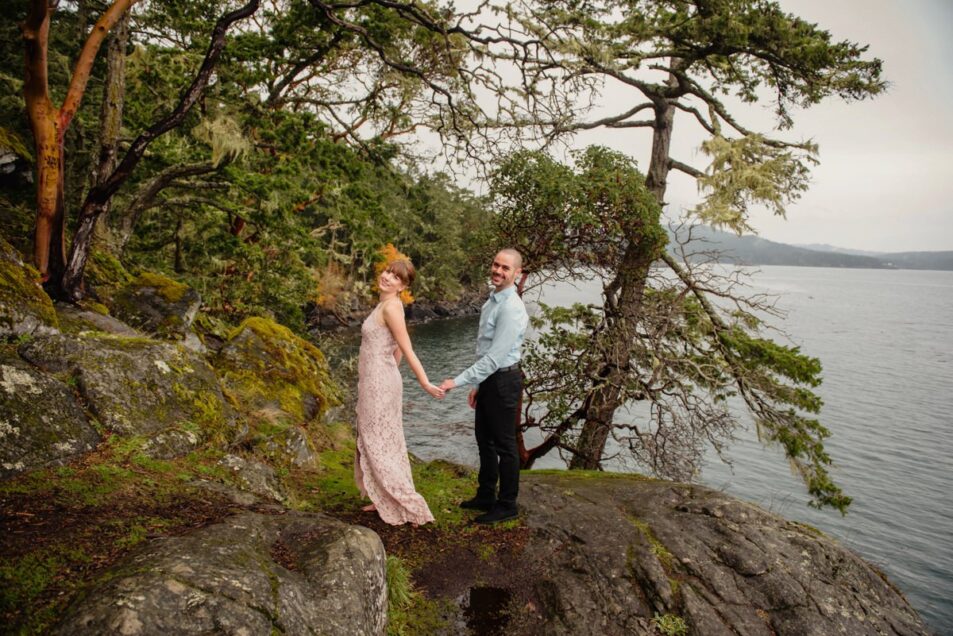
[490,251,521,291]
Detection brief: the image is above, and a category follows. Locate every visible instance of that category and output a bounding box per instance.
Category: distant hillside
[794,243,885,257]
[669,227,953,271]
[877,251,953,271]
[669,227,888,268]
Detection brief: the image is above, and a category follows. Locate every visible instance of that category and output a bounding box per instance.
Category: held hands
[424,383,445,399]
[438,378,456,392]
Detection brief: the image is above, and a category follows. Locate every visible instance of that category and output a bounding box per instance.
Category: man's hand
[438,378,456,392]
[468,388,478,409]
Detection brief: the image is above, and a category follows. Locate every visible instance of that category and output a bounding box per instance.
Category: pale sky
[569,0,953,253]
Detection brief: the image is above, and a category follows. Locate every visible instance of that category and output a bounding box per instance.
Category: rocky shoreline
[307,289,486,332]
[0,238,933,635]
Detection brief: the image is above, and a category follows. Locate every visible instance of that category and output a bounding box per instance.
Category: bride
[354,257,443,525]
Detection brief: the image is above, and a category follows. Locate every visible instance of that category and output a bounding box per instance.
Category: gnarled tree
[484,0,884,511]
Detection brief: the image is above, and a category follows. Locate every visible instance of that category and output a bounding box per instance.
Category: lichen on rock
[111,272,202,344]
[51,512,387,636]
[18,332,234,456]
[0,353,100,479]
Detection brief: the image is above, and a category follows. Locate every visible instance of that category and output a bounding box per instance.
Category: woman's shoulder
[380,298,405,321]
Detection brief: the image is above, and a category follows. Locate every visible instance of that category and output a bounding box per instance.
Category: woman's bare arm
[382,301,443,398]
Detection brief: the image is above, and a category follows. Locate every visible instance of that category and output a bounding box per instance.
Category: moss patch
[216,316,341,425]
[0,237,58,331]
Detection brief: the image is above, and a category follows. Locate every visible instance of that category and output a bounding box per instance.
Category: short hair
[498,248,523,270]
[385,258,416,287]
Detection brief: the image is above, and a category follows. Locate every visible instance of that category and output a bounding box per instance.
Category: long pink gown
[354,304,434,525]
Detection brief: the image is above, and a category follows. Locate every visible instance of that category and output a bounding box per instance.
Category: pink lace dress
[354,304,434,525]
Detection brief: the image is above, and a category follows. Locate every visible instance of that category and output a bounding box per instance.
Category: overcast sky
[566,0,953,253]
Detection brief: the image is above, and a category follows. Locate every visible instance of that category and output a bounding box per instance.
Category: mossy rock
[83,250,134,305]
[215,316,341,426]
[0,237,59,339]
[18,332,235,454]
[0,353,100,478]
[111,272,201,343]
[53,301,140,337]
[51,512,386,635]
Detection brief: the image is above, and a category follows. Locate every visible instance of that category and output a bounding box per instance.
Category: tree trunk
[568,243,655,469]
[568,75,678,469]
[22,0,138,292]
[62,0,261,300]
[89,8,131,251]
[22,1,65,284]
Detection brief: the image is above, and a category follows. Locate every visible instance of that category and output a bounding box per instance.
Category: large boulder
[53,511,387,636]
[0,237,58,339]
[215,317,340,427]
[18,332,234,455]
[112,272,202,347]
[519,472,929,636]
[0,353,100,478]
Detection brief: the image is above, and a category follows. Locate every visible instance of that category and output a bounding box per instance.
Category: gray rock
[520,473,929,636]
[53,511,387,636]
[218,453,288,503]
[0,353,100,478]
[54,302,141,336]
[18,332,233,452]
[255,424,319,469]
[112,273,201,341]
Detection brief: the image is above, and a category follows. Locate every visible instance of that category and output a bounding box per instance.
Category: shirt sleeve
[453,300,527,387]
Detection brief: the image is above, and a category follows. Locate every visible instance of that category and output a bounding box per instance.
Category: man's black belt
[495,363,521,374]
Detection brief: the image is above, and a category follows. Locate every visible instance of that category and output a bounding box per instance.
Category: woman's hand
[424,383,445,399]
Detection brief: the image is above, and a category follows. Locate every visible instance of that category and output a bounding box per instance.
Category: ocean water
[396,266,953,633]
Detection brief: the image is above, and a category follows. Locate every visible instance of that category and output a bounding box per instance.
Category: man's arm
[447,301,526,389]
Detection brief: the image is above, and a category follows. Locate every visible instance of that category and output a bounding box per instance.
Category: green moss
[652,613,688,636]
[130,272,190,303]
[0,237,59,330]
[88,301,110,316]
[218,316,341,424]
[528,468,654,482]
[628,516,675,572]
[86,250,133,288]
[386,555,449,636]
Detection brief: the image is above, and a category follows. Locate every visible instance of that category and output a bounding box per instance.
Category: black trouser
[474,367,522,509]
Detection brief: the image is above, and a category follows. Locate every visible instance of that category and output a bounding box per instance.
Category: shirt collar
[490,284,517,303]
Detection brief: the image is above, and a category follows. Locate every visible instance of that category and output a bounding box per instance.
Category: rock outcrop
[112,272,203,346]
[215,316,339,427]
[53,511,387,636]
[518,472,929,636]
[0,353,100,477]
[18,332,233,455]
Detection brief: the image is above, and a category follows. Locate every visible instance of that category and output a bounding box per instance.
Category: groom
[440,248,528,524]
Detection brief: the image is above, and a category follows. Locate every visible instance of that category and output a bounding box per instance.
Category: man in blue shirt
[440,249,529,524]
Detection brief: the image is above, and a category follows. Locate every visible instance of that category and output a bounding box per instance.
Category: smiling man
[440,248,529,524]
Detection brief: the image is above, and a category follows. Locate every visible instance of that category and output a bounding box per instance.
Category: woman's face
[379,268,404,293]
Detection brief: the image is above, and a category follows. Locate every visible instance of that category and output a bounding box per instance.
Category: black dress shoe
[459,496,496,511]
[474,506,518,524]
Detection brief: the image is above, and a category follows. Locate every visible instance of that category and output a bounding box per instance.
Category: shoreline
[307,288,485,332]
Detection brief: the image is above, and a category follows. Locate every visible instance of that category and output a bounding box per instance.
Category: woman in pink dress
[355,258,443,526]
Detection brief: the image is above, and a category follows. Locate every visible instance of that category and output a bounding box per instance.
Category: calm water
[397,266,953,633]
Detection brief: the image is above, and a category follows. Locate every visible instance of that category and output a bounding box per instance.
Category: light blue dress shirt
[453,284,529,387]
